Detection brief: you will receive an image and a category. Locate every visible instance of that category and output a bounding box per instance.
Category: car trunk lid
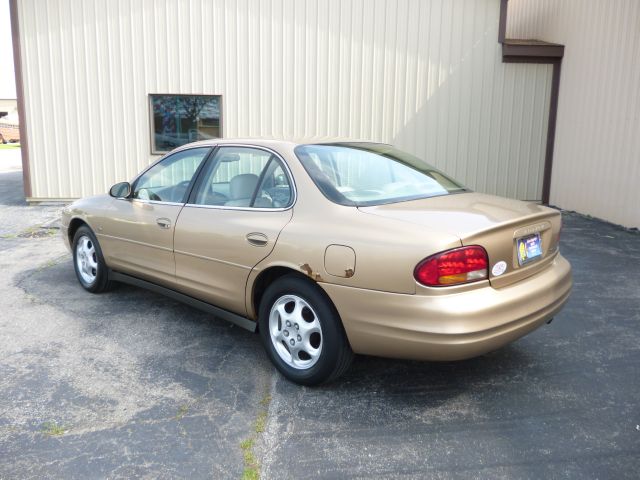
[358,192,562,288]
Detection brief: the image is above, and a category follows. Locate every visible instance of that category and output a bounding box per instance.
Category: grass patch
[175,404,189,420]
[240,438,259,480]
[238,391,273,479]
[0,225,60,240]
[18,227,58,239]
[254,411,267,434]
[41,421,66,436]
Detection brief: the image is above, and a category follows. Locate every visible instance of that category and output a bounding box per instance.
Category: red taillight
[414,246,489,287]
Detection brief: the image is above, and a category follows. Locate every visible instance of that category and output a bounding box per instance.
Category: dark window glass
[150,94,221,153]
[294,143,467,206]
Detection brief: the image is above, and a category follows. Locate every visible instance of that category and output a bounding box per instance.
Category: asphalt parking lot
[1,155,639,479]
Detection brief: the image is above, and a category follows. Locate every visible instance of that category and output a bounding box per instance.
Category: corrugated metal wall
[17,0,552,202]
[509,0,640,228]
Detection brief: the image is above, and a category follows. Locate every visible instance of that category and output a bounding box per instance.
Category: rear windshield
[294,143,467,207]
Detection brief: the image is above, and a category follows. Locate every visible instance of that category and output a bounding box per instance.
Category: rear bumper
[320,254,572,361]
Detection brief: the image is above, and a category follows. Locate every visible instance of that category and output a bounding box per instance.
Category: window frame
[148,93,223,155]
[185,144,297,212]
[127,146,214,206]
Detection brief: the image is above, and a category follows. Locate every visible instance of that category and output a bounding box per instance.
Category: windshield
[294,143,468,206]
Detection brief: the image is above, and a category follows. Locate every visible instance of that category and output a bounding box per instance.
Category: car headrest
[229,173,259,200]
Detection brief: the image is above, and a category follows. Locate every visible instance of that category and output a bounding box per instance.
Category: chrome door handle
[246,232,268,247]
[156,218,172,229]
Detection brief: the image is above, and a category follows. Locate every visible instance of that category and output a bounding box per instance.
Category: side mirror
[109,181,131,198]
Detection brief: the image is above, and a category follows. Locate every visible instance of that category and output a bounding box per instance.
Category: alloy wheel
[75,235,98,284]
[268,294,323,369]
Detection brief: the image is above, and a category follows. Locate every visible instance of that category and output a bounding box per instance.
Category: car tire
[258,274,353,385]
[72,225,113,293]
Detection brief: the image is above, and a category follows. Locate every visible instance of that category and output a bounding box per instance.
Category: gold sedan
[61,139,572,385]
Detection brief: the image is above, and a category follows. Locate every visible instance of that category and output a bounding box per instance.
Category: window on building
[149,94,222,154]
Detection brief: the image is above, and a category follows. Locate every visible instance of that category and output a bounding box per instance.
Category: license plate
[517,233,543,265]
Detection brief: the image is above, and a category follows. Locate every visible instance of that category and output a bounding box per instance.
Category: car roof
[181,137,390,149]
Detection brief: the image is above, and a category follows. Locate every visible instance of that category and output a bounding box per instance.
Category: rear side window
[254,160,292,208]
[191,146,293,209]
[294,143,466,206]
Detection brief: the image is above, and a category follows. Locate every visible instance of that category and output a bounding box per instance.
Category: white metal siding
[509,0,640,228]
[18,0,551,202]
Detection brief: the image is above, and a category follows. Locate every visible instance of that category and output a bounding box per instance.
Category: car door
[173,146,294,315]
[99,147,211,286]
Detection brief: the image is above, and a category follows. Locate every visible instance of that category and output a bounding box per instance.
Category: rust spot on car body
[345,268,354,278]
[300,263,323,282]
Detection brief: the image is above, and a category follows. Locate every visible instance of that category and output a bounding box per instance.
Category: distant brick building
[0,121,20,143]
[0,98,19,142]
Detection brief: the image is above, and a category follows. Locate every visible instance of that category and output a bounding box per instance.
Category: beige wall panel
[18,0,551,202]
[509,0,640,228]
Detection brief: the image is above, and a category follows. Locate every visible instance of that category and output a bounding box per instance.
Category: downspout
[499,0,564,205]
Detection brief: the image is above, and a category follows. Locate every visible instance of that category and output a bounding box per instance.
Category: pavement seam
[255,372,289,479]
[240,372,277,479]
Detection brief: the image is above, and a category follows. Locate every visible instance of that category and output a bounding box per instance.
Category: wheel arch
[68,217,90,245]
[250,265,310,320]
[253,264,354,384]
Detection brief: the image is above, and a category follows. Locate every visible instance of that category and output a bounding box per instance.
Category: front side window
[192,147,293,208]
[133,147,210,203]
[294,143,467,206]
[150,94,222,153]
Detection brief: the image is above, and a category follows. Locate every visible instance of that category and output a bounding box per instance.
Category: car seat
[225,173,260,207]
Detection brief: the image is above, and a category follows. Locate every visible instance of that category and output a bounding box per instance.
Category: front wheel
[72,225,113,293]
[258,274,353,385]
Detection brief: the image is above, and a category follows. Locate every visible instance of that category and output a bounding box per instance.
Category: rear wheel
[72,225,112,293]
[258,274,353,385]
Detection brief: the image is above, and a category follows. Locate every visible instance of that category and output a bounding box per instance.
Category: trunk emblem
[492,261,507,277]
[513,222,551,238]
